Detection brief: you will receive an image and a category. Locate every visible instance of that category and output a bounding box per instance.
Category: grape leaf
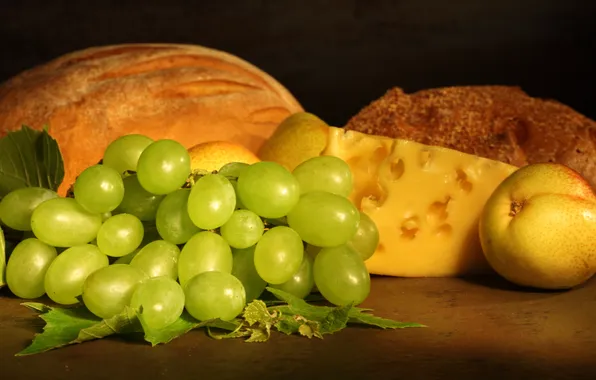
[245,328,269,342]
[138,310,240,346]
[298,323,319,338]
[267,287,426,330]
[16,303,141,356]
[0,125,64,198]
[271,301,350,337]
[319,303,352,334]
[242,300,276,341]
[244,300,274,327]
[16,288,426,355]
[0,226,6,288]
[349,313,427,329]
[207,300,276,342]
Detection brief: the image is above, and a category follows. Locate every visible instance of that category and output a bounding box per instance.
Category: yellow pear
[258,112,329,171]
[479,163,596,289]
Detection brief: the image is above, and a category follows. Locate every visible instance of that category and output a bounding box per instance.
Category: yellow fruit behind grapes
[258,112,329,172]
[188,141,260,172]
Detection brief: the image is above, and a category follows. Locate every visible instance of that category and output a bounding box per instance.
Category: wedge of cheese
[323,127,518,277]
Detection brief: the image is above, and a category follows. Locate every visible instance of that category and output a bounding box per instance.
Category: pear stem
[509,200,524,217]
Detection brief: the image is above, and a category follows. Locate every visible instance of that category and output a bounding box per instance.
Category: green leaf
[207,324,250,340]
[245,328,269,342]
[138,310,240,346]
[267,287,426,331]
[37,127,64,192]
[0,125,64,198]
[0,226,6,288]
[319,303,352,334]
[77,306,141,342]
[349,313,427,329]
[17,303,101,356]
[271,299,350,338]
[243,300,274,326]
[16,303,141,356]
[298,322,323,339]
[266,287,333,321]
[274,314,323,339]
[241,300,276,342]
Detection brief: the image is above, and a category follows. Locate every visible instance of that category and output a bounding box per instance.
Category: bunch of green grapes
[0,132,380,330]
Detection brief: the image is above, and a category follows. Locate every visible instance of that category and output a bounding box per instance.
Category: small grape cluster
[0,134,379,330]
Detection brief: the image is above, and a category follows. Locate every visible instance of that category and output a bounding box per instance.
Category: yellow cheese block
[322,127,518,277]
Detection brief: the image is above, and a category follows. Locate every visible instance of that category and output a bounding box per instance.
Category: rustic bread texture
[344,86,596,189]
[0,43,303,195]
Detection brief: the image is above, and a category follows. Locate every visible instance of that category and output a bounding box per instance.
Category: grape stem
[262,217,288,228]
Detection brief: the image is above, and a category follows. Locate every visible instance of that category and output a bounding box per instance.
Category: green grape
[220,209,264,249]
[347,212,380,261]
[231,246,267,303]
[130,240,180,280]
[102,133,154,175]
[218,162,249,209]
[229,180,245,209]
[73,164,125,214]
[217,161,250,209]
[184,271,246,321]
[113,249,140,264]
[292,155,354,197]
[130,276,185,330]
[287,191,360,247]
[313,245,370,306]
[115,174,165,221]
[82,264,148,319]
[6,238,57,299]
[136,139,191,195]
[44,244,109,305]
[0,187,58,231]
[156,189,200,245]
[237,161,299,218]
[101,211,112,222]
[96,214,144,257]
[270,253,314,299]
[218,162,249,178]
[31,197,103,247]
[254,226,303,285]
[187,174,236,230]
[177,231,233,287]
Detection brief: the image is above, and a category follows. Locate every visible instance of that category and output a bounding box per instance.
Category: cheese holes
[400,216,419,240]
[389,159,405,181]
[434,224,453,238]
[456,169,473,193]
[427,196,451,226]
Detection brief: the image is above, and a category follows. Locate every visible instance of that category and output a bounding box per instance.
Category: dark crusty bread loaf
[344,86,596,189]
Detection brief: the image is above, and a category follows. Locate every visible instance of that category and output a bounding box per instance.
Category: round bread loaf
[345,86,596,189]
[0,43,303,195]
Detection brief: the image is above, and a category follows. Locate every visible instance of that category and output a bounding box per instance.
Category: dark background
[1,0,595,126]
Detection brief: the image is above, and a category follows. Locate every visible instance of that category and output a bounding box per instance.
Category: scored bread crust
[344,86,596,189]
[0,43,303,195]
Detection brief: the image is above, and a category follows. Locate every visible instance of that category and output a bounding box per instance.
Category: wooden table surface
[1,275,595,380]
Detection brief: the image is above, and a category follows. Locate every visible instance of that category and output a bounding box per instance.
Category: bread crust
[0,43,303,194]
[345,86,596,189]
